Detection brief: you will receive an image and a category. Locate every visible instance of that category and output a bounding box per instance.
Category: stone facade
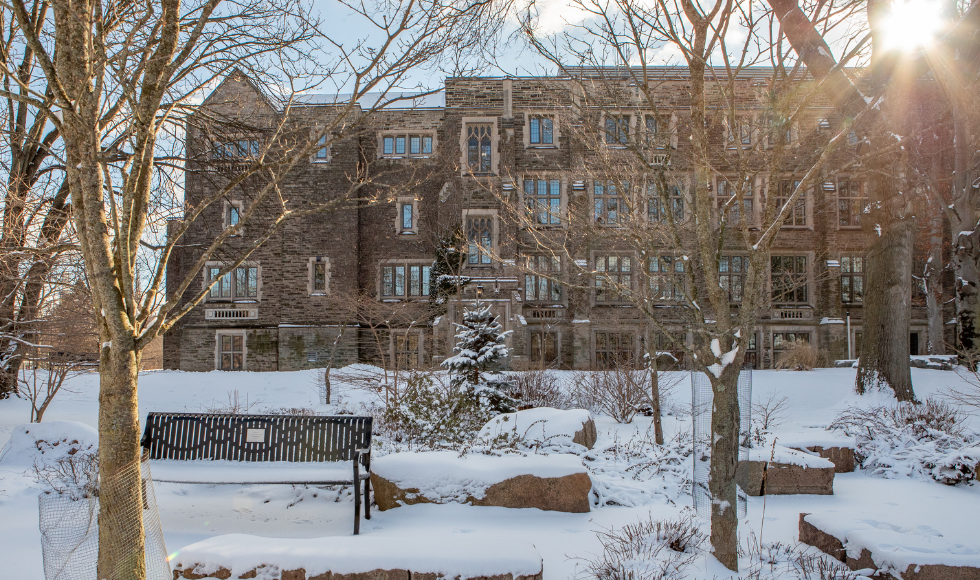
[164,69,951,372]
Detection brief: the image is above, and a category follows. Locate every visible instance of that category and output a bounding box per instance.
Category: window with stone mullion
[525,255,562,302]
[524,178,561,226]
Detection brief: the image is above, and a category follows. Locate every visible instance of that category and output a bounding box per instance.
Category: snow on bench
[149,460,357,485]
[371,451,591,512]
[800,512,980,580]
[172,533,543,580]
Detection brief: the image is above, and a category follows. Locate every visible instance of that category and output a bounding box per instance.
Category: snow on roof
[293,91,445,109]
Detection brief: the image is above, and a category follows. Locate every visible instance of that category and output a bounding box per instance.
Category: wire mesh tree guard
[691,368,752,519]
[39,458,171,580]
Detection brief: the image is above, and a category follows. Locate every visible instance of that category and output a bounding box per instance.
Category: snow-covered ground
[2,366,979,579]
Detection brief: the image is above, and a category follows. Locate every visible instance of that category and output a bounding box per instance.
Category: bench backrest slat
[140,412,372,462]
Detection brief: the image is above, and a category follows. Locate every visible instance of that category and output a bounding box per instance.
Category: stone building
[163,68,950,372]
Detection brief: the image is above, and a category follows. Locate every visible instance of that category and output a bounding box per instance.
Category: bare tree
[512,0,874,566]
[1,0,505,575]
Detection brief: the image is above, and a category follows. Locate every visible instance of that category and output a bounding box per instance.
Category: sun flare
[879,0,945,51]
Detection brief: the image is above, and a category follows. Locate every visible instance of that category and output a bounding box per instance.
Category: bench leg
[364,477,371,520]
[353,461,361,535]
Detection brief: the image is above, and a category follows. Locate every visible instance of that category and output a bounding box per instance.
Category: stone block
[802,446,855,473]
[736,461,834,496]
[799,513,980,580]
[371,471,591,513]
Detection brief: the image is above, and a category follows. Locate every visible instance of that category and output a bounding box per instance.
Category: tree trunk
[97,340,145,580]
[923,203,946,355]
[948,87,980,355]
[856,218,916,401]
[708,366,740,570]
[649,357,664,445]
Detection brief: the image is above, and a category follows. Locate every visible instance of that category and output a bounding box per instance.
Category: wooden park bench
[140,412,373,534]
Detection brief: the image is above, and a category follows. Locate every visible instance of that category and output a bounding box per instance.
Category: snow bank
[477,408,593,447]
[0,421,98,472]
[372,451,586,501]
[747,444,834,469]
[172,533,542,578]
[804,513,980,569]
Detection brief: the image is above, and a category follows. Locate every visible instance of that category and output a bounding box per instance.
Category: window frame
[837,178,867,229]
[840,255,865,304]
[521,177,564,227]
[725,116,753,149]
[770,254,810,305]
[594,253,634,304]
[396,197,419,234]
[647,178,686,225]
[647,255,686,302]
[594,330,637,369]
[312,134,330,163]
[464,210,497,266]
[461,118,496,175]
[777,179,809,228]
[205,262,261,302]
[593,179,631,226]
[391,331,423,370]
[529,329,559,367]
[525,113,558,148]
[718,255,746,303]
[215,329,247,371]
[223,200,244,232]
[715,176,754,226]
[308,257,330,296]
[603,113,631,147]
[524,254,563,304]
[379,260,433,300]
[378,131,436,159]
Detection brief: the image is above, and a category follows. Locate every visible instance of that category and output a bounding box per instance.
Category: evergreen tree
[430,227,470,304]
[442,301,516,413]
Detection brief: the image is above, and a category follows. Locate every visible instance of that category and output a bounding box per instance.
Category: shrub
[380,371,493,448]
[830,399,980,484]
[572,368,650,423]
[581,513,705,580]
[511,370,570,409]
[774,340,822,371]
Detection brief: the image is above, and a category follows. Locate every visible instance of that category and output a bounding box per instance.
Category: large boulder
[737,445,835,496]
[478,408,597,450]
[172,534,543,580]
[370,451,591,513]
[800,513,980,580]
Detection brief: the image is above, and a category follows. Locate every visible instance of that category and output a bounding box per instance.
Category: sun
[879,0,945,51]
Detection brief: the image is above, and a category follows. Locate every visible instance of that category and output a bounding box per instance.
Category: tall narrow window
[383,136,394,155]
[719,256,744,302]
[467,217,493,265]
[218,334,244,371]
[524,178,561,225]
[778,180,807,226]
[467,124,493,173]
[236,266,259,298]
[595,181,627,225]
[402,203,414,230]
[209,267,231,299]
[648,181,684,224]
[771,256,808,304]
[605,116,629,145]
[226,204,240,228]
[311,259,328,294]
[727,118,751,148]
[529,116,554,145]
[841,256,864,304]
[422,136,433,154]
[410,136,421,155]
[596,255,632,302]
[645,115,667,149]
[314,135,329,160]
[838,179,867,228]
[525,255,562,302]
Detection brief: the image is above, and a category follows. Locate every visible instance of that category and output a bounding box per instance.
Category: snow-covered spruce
[442,301,516,414]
